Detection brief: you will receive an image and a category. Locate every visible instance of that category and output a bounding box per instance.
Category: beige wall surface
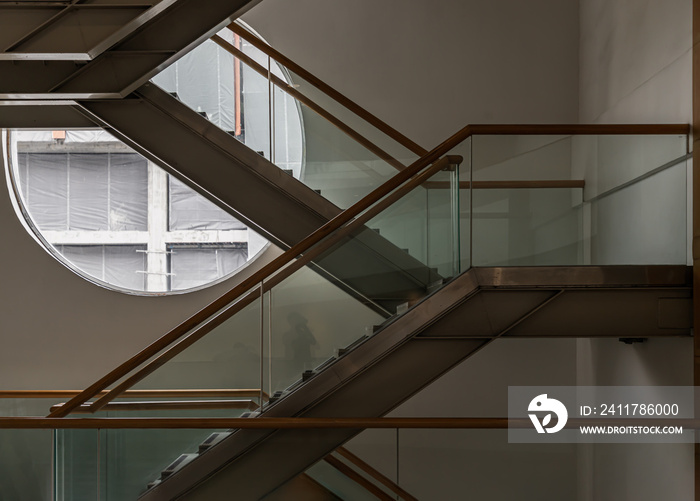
[2,0,692,499]
[579,0,692,123]
[577,1,693,500]
[0,0,581,395]
[243,0,580,148]
[0,150,275,390]
[245,1,584,499]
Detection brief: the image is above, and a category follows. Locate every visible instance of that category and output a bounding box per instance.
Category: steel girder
[0,0,262,98]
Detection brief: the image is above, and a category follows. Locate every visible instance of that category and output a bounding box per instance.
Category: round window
[4,25,303,294]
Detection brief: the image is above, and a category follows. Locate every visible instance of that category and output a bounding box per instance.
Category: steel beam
[0,0,262,98]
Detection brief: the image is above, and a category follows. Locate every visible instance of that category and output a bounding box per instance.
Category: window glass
[108,154,148,231]
[168,177,245,231]
[57,245,148,291]
[169,246,248,291]
[5,23,302,294]
[20,153,69,231]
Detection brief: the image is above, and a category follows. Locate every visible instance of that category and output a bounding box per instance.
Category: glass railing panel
[472,188,583,266]
[151,35,272,160]
[100,414,233,500]
[273,81,402,209]
[585,160,688,265]
[571,134,688,196]
[55,429,100,501]
[469,133,687,267]
[278,65,420,166]
[263,264,386,400]
[368,166,461,278]
[262,159,461,399]
[153,28,424,210]
[472,135,574,182]
[131,293,263,398]
[272,82,303,177]
[0,398,61,500]
[56,421,234,501]
[0,429,53,500]
[304,459,384,501]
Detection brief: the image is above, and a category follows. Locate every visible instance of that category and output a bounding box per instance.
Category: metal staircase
[0,5,692,500]
[139,265,691,500]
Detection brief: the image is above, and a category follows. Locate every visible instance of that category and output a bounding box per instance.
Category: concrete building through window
[3,25,303,294]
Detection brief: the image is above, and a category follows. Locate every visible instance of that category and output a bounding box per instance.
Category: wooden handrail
[0,389,267,399]
[49,399,259,413]
[465,124,690,135]
[83,154,459,415]
[227,22,429,157]
[324,455,395,501]
[3,417,699,429]
[50,123,689,419]
[423,180,586,190]
[48,147,458,417]
[334,447,418,501]
[211,34,408,173]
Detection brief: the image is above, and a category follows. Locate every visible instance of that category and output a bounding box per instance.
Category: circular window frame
[2,25,307,296]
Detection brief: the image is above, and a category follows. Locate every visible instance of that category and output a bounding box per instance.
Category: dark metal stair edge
[0,104,96,128]
[138,269,483,501]
[70,97,334,250]
[71,90,443,308]
[128,84,443,290]
[132,82,341,223]
[85,0,182,60]
[60,0,265,97]
[178,340,490,501]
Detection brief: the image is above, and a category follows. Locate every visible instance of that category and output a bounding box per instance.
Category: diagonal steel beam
[0,0,262,98]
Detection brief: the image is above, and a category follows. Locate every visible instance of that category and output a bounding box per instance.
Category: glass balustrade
[44,127,690,500]
[468,133,688,267]
[0,398,58,501]
[55,406,246,501]
[150,25,420,210]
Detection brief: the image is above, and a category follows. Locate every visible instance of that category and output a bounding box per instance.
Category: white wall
[576,0,693,500]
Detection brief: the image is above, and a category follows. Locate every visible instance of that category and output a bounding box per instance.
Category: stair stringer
[138,265,692,500]
[72,84,441,308]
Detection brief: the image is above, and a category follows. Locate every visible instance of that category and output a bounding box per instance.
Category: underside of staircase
[137,265,691,500]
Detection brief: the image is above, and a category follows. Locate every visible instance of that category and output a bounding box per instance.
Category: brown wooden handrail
[3,417,699,429]
[50,123,689,419]
[324,455,395,501]
[211,34,408,173]
[333,447,419,501]
[49,399,259,413]
[423,180,586,190]
[227,22,429,157]
[82,153,460,415]
[0,389,267,399]
[463,124,690,135]
[48,151,458,418]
